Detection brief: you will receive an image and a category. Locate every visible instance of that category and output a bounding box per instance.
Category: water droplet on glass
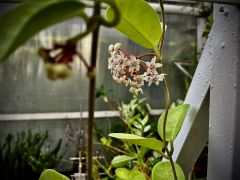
[221,42,225,48]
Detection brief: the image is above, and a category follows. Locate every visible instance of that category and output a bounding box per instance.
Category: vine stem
[87,2,100,180]
[155,0,178,179]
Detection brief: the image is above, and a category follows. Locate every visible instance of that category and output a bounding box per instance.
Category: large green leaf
[39,169,70,180]
[106,0,162,49]
[109,133,163,151]
[111,155,136,167]
[152,162,185,180]
[158,104,190,141]
[0,0,86,62]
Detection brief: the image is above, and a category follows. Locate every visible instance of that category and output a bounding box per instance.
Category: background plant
[93,93,161,179]
[0,131,64,180]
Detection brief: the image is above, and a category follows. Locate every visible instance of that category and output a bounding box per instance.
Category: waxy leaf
[109,133,163,151]
[115,168,146,180]
[111,155,136,167]
[39,169,70,180]
[152,162,185,180]
[158,104,190,141]
[0,0,86,62]
[106,0,162,48]
[130,170,146,180]
[115,168,131,180]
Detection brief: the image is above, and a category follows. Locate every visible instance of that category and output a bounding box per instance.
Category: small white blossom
[148,73,166,86]
[107,43,166,94]
[145,56,162,74]
[134,75,144,86]
[130,81,142,89]
[129,87,143,94]
[128,55,140,72]
[108,44,114,52]
[114,43,122,51]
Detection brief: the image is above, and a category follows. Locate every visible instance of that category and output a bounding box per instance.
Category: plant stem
[169,155,178,180]
[136,52,156,59]
[87,2,100,180]
[156,0,178,179]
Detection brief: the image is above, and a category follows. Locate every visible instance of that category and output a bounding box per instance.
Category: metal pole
[208,4,240,179]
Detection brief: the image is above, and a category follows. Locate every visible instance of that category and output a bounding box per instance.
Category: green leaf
[143,125,151,133]
[152,162,185,180]
[109,133,163,151]
[158,104,190,141]
[130,170,146,180]
[106,0,162,48]
[111,155,136,167]
[39,169,70,180]
[141,115,149,126]
[0,0,86,62]
[115,168,131,180]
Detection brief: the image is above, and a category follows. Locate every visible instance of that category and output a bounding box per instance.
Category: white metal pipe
[0,109,164,121]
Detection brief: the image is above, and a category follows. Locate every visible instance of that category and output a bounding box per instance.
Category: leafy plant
[92,95,160,179]
[0,131,64,180]
[105,0,190,179]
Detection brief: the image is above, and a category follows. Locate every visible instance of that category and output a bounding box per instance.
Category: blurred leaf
[109,133,163,151]
[141,115,149,126]
[0,0,85,61]
[111,155,136,168]
[39,169,70,180]
[115,168,131,180]
[106,0,162,48]
[95,85,113,99]
[158,104,190,141]
[100,137,112,146]
[152,162,185,180]
[130,170,146,180]
[143,125,151,133]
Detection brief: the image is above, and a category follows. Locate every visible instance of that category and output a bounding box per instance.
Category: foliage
[202,15,213,39]
[39,169,70,180]
[152,162,185,180]
[94,95,159,179]
[0,0,86,62]
[106,0,191,178]
[110,104,189,179]
[0,131,64,180]
[106,0,162,49]
[118,95,151,136]
[158,104,190,141]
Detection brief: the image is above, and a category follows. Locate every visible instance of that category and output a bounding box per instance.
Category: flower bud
[108,44,114,52]
[114,43,121,51]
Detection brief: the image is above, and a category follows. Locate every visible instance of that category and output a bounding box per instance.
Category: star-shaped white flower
[128,55,140,73]
[145,56,162,74]
[148,73,166,86]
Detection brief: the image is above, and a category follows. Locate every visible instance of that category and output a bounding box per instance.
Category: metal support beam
[172,11,212,173]
[173,3,240,179]
[208,4,240,180]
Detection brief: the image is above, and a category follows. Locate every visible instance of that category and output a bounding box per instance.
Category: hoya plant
[105,0,190,179]
[0,0,190,179]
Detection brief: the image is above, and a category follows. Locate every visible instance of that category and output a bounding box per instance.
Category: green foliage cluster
[97,95,160,179]
[109,104,189,180]
[0,131,64,180]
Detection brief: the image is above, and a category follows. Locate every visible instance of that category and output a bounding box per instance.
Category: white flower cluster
[108,43,166,94]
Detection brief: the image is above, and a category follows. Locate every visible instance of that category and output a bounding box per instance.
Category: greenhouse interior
[0,0,239,180]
